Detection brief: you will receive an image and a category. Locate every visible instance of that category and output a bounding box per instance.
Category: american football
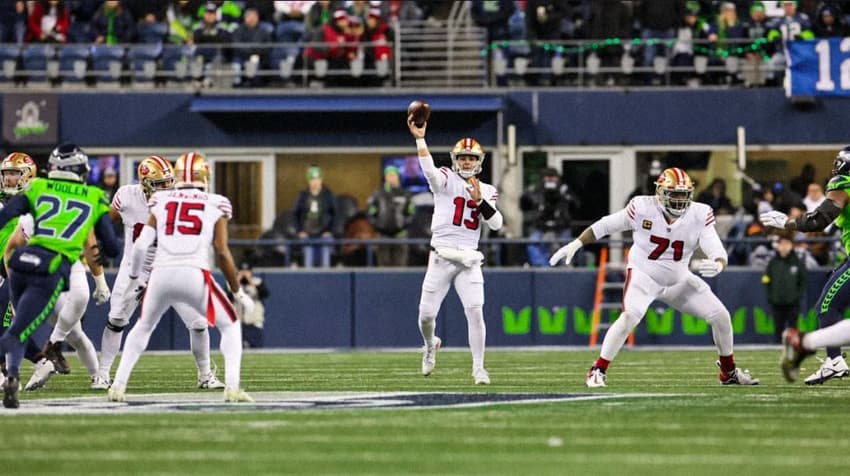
[407,100,431,127]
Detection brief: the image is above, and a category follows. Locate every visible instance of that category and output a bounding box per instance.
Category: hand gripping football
[407,100,431,127]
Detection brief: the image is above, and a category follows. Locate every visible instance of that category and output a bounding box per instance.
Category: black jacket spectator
[124,0,169,23]
[91,1,137,44]
[813,4,850,38]
[638,0,684,31]
[294,187,337,237]
[696,178,735,215]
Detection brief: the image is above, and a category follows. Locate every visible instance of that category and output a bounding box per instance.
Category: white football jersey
[428,167,498,250]
[592,196,722,286]
[148,188,232,269]
[112,184,154,260]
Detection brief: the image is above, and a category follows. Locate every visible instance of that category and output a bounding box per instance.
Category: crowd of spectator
[473,0,850,87]
[0,1,847,88]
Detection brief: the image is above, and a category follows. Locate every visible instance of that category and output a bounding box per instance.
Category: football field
[2,347,845,476]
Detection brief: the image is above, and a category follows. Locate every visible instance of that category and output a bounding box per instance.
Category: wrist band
[416,138,427,149]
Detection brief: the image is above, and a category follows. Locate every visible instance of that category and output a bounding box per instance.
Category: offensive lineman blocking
[408,116,503,385]
[549,167,759,387]
[92,154,224,390]
[108,153,253,403]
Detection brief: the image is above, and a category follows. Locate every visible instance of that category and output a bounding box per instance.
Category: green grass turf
[1,348,846,476]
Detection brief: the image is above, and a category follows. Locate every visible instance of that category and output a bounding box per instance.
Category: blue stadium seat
[128,44,162,83]
[0,44,20,82]
[58,45,90,83]
[91,45,126,82]
[160,45,193,82]
[21,44,55,83]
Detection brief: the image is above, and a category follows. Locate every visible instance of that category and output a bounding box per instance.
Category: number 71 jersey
[148,188,232,270]
[430,168,498,250]
[625,195,717,284]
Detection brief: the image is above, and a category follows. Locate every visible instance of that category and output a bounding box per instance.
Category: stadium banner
[54,270,833,350]
[2,93,58,145]
[786,38,850,97]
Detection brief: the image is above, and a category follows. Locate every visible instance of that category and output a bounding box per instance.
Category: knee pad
[106,319,127,333]
[617,310,642,329]
[463,305,484,322]
[189,319,209,332]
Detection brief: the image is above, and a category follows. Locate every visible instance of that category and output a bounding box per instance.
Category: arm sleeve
[0,195,30,230]
[479,198,503,230]
[94,214,121,258]
[589,209,632,240]
[129,225,155,278]
[419,155,447,191]
[698,224,728,262]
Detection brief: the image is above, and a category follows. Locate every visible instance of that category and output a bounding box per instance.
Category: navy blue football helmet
[48,143,90,182]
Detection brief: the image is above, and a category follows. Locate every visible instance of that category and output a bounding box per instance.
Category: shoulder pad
[827,175,850,192]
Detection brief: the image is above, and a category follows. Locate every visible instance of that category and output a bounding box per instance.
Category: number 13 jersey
[148,188,232,270]
[429,166,498,250]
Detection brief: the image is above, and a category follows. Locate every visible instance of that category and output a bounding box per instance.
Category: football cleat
[472,368,490,385]
[90,374,111,390]
[717,363,760,385]
[43,341,70,375]
[781,328,815,383]
[421,336,442,376]
[198,370,226,389]
[3,376,19,408]
[586,366,607,388]
[107,383,126,402]
[24,358,56,391]
[803,354,850,385]
[224,387,254,403]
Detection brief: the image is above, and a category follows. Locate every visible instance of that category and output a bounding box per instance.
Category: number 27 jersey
[148,189,232,270]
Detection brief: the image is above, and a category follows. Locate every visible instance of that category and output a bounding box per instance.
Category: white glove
[549,239,583,266]
[759,210,788,229]
[234,288,255,317]
[696,259,723,278]
[92,273,111,306]
[128,276,147,303]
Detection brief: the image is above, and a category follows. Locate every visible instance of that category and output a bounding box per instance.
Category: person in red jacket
[27,0,70,43]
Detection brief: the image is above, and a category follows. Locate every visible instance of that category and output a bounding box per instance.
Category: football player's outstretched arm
[408,117,447,190]
[549,206,631,266]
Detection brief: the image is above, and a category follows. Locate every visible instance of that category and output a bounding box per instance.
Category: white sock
[704,309,734,356]
[600,311,640,362]
[98,325,123,378]
[419,315,436,347]
[65,323,98,376]
[218,322,243,389]
[804,320,850,350]
[190,328,212,377]
[465,306,486,370]
[112,322,155,388]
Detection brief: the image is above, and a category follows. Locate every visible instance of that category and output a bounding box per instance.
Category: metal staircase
[396,2,487,88]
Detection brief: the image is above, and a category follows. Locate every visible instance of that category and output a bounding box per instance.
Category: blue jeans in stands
[302,235,333,268]
[527,228,572,267]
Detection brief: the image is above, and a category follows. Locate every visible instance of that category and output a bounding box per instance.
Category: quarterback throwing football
[408,116,503,385]
[550,167,759,387]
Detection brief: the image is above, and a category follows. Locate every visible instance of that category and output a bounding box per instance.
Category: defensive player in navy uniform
[0,144,120,408]
[762,146,850,383]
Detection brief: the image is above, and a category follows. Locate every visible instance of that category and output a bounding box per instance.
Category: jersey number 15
[164,202,204,236]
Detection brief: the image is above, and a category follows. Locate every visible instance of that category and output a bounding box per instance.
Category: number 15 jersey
[590,195,726,286]
[147,188,232,270]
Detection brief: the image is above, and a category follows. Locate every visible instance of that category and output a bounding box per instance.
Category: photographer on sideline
[238,262,269,348]
[520,167,579,266]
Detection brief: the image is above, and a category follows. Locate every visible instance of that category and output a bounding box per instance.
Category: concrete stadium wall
[32,269,833,350]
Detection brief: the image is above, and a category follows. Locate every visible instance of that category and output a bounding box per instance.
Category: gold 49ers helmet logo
[642,220,652,230]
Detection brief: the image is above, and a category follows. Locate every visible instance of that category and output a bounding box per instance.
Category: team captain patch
[642,220,652,230]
